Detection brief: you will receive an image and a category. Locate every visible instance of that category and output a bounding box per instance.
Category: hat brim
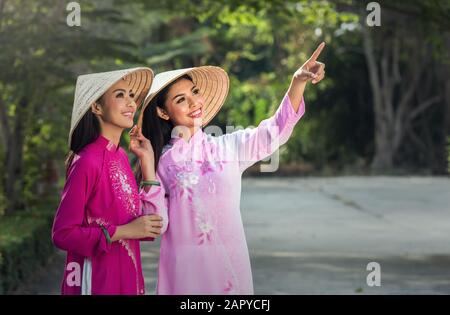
[123,69,154,108]
[138,66,229,128]
[69,67,154,147]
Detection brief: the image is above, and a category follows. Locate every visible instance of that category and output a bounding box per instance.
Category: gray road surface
[13,176,450,295]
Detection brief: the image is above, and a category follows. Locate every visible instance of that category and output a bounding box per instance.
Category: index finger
[146,214,163,221]
[309,42,325,62]
[138,126,145,137]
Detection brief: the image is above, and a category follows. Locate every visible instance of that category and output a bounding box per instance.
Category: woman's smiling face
[95,79,137,129]
[158,78,205,130]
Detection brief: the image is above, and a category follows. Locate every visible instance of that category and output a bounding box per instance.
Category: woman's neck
[187,126,202,142]
[172,125,201,143]
[100,124,123,148]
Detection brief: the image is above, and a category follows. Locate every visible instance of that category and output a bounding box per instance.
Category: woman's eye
[130,93,135,98]
[116,92,124,98]
[193,88,200,95]
[176,97,185,104]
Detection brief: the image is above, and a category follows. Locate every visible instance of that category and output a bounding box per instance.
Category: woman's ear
[91,102,103,116]
[156,106,170,121]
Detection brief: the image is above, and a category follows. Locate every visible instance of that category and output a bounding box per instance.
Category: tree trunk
[361,24,397,172]
[3,96,27,214]
[361,9,442,173]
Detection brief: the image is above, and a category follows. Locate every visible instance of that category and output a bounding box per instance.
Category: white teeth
[190,109,201,117]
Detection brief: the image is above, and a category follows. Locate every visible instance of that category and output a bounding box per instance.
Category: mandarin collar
[169,128,206,148]
[93,135,120,153]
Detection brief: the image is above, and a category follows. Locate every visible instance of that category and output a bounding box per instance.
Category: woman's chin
[123,119,134,129]
[112,119,134,130]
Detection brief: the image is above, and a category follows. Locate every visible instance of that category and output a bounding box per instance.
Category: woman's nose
[127,94,137,107]
[127,98,137,108]
[189,98,201,109]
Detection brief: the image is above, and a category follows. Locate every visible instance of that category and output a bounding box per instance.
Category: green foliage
[0,190,5,217]
[0,0,150,213]
[0,202,56,294]
[0,0,446,216]
[0,0,448,293]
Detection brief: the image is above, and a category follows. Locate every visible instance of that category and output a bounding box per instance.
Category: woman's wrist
[140,157,156,181]
[139,151,154,167]
[110,225,129,242]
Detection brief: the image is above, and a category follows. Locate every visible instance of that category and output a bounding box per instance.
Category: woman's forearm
[140,153,156,180]
[140,156,156,192]
[287,78,307,112]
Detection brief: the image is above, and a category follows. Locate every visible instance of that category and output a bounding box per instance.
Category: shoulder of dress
[161,143,174,157]
[117,147,129,159]
[68,149,103,178]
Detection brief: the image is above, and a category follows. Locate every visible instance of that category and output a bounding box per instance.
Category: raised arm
[221,42,326,172]
[130,126,168,236]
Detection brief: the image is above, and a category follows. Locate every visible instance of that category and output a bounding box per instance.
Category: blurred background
[0,0,449,294]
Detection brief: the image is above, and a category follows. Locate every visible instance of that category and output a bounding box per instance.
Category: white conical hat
[138,66,229,127]
[69,67,153,146]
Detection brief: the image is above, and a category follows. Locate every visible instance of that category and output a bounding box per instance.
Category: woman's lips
[189,108,202,119]
[122,111,134,119]
[189,108,203,118]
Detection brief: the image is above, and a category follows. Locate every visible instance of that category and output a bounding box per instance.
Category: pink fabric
[145,94,305,294]
[52,135,161,295]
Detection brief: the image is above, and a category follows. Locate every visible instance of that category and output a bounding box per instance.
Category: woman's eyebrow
[113,88,126,93]
[172,85,196,100]
[172,93,185,100]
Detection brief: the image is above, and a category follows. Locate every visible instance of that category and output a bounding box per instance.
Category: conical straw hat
[138,66,229,127]
[69,67,153,146]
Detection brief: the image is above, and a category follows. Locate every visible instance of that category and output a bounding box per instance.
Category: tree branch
[409,95,442,121]
[392,36,401,84]
[361,23,383,116]
[396,59,424,124]
[381,39,395,123]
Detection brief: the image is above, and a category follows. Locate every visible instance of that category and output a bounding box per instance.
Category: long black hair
[65,97,102,177]
[136,74,193,181]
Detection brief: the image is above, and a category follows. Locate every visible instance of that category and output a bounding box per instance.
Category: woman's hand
[129,125,154,161]
[111,215,163,241]
[292,41,326,84]
[288,42,326,110]
[129,125,157,182]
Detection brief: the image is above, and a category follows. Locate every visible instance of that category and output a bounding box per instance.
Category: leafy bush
[0,204,56,294]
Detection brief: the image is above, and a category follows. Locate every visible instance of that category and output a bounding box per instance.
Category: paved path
[14,176,450,294]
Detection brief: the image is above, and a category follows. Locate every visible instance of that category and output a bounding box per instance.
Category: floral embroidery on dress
[119,240,137,270]
[109,159,140,217]
[220,231,241,294]
[195,158,226,195]
[87,216,110,227]
[86,215,140,292]
[197,221,213,244]
[168,163,199,201]
[118,239,141,294]
[195,157,226,176]
[224,280,238,294]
